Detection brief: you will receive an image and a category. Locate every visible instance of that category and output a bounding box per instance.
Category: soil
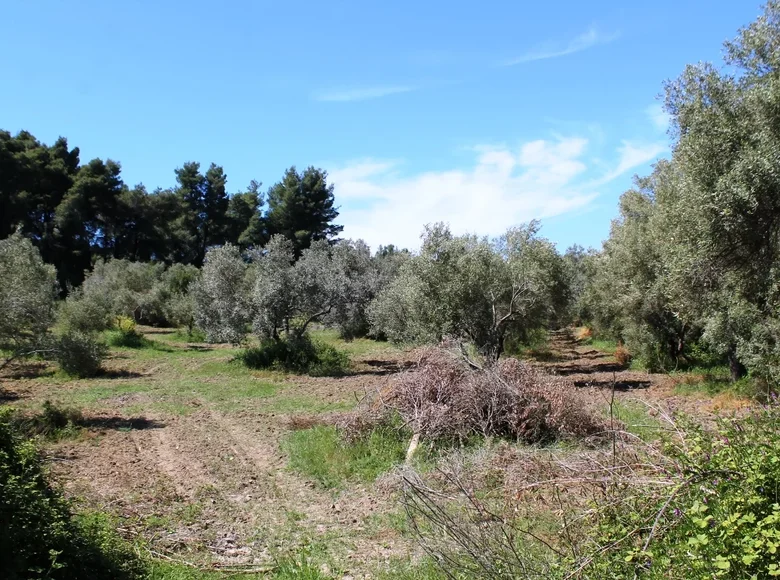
[1,329,745,576]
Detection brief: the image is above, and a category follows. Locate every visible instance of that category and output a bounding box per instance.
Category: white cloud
[313,86,414,102]
[503,27,619,66]
[328,135,668,251]
[328,138,592,251]
[590,140,668,186]
[645,103,671,132]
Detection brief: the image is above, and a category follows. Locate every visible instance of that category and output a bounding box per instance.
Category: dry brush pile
[341,346,612,446]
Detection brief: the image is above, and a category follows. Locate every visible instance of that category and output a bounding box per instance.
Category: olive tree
[251,236,350,340]
[59,259,168,332]
[192,243,254,343]
[0,234,58,366]
[369,222,565,362]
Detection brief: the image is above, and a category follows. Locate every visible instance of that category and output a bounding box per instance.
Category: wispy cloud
[645,103,671,132]
[329,137,598,250]
[313,85,415,102]
[502,27,619,66]
[589,140,667,186]
[328,130,667,251]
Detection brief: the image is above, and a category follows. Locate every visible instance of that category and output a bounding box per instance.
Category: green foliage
[582,1,780,386]
[239,335,349,376]
[283,425,407,488]
[369,222,567,360]
[55,330,108,377]
[9,401,84,440]
[586,406,780,579]
[105,316,152,348]
[192,243,254,344]
[0,408,146,580]
[265,166,343,258]
[0,233,58,362]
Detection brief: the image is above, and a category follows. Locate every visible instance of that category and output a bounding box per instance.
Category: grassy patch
[282,425,408,488]
[162,328,208,343]
[375,559,448,580]
[672,366,761,399]
[309,328,399,358]
[582,337,618,354]
[608,400,662,441]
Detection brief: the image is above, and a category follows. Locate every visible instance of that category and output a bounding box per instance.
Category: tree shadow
[186,345,213,352]
[573,378,652,391]
[0,362,56,380]
[80,416,165,431]
[354,359,414,376]
[553,362,626,375]
[0,389,21,402]
[98,369,145,379]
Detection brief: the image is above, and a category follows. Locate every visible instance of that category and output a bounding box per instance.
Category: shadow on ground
[80,415,165,430]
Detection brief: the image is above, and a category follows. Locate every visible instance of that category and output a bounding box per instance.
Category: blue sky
[0,0,762,251]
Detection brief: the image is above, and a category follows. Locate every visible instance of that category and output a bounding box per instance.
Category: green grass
[672,366,761,399]
[375,559,448,580]
[282,425,408,488]
[309,328,398,358]
[148,558,330,579]
[582,337,618,354]
[608,400,662,441]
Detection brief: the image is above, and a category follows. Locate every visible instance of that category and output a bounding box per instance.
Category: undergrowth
[239,335,350,377]
[0,407,146,579]
[8,400,84,440]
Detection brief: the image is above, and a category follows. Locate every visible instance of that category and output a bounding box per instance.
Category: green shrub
[105,318,151,349]
[239,335,349,376]
[55,330,108,377]
[11,401,83,440]
[586,406,780,579]
[0,408,146,579]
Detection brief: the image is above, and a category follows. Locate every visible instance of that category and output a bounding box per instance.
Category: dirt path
[533,329,745,416]
[44,349,417,576]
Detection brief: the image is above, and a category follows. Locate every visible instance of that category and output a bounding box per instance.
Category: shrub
[584,406,780,579]
[401,403,780,580]
[614,344,632,367]
[59,259,169,332]
[10,401,84,439]
[55,331,108,377]
[0,408,146,579]
[105,316,149,348]
[239,335,349,376]
[343,347,609,445]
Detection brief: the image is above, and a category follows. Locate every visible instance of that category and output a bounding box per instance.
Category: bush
[0,408,146,579]
[105,316,149,348]
[55,331,108,377]
[400,403,780,580]
[239,335,349,376]
[614,344,631,367]
[343,347,610,445]
[585,406,780,579]
[10,401,84,439]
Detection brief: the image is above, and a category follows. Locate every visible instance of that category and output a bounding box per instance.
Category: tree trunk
[728,347,746,382]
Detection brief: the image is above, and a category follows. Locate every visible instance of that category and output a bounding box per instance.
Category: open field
[0,327,754,578]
